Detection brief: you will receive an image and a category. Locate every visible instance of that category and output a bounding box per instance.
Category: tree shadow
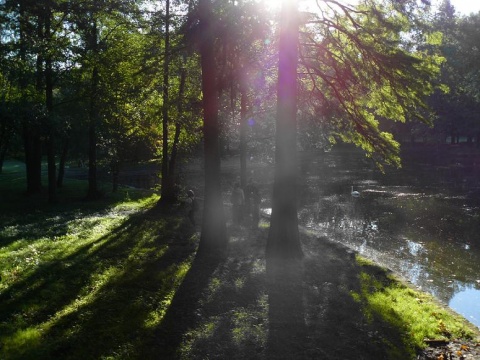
[0,206,199,359]
[266,258,306,359]
[141,251,223,359]
[300,235,415,359]
[263,229,419,359]
[153,225,269,359]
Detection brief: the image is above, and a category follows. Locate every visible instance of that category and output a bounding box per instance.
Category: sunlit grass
[143,260,193,329]
[352,256,477,356]
[0,162,198,359]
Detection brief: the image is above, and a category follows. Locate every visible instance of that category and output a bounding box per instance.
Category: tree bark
[160,0,176,205]
[23,126,42,195]
[266,0,303,260]
[239,84,248,188]
[20,3,42,195]
[45,5,57,203]
[168,64,187,191]
[86,18,101,200]
[57,138,69,188]
[86,66,100,199]
[197,0,227,258]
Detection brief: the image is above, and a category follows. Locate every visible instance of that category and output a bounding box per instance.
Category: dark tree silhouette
[197,0,227,258]
[266,0,303,261]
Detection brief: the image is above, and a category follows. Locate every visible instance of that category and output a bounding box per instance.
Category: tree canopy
[1,0,479,254]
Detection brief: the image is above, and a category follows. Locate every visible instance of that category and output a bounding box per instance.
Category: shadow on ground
[152,222,416,359]
[0,206,442,359]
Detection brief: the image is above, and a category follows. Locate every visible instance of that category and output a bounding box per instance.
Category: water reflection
[298,146,480,328]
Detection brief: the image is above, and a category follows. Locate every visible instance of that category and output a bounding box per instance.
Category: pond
[296,145,480,329]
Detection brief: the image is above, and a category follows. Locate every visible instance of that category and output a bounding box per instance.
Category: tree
[159,0,175,204]
[155,0,199,205]
[300,0,442,165]
[214,0,270,188]
[266,0,443,260]
[69,0,144,199]
[266,0,303,260]
[197,0,227,257]
[5,0,44,195]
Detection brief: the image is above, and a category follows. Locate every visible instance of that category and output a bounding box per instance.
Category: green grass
[352,256,478,358]
[0,160,198,359]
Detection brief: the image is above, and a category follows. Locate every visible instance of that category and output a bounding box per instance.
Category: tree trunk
[197,0,227,258]
[23,125,42,194]
[45,7,57,204]
[21,3,42,195]
[86,66,101,199]
[239,85,248,188]
[46,135,57,203]
[160,0,176,205]
[57,138,69,188]
[266,0,303,261]
[168,64,187,195]
[0,113,11,174]
[111,159,119,192]
[86,19,101,200]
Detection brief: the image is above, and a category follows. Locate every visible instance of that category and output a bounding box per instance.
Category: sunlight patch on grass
[48,265,125,325]
[201,277,222,305]
[234,277,246,290]
[0,214,126,292]
[0,173,192,358]
[231,295,268,348]
[179,316,221,358]
[352,259,477,354]
[0,327,42,359]
[250,259,266,275]
[180,291,269,359]
[143,260,193,329]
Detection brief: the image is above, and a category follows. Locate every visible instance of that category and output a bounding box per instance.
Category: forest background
[1,0,480,358]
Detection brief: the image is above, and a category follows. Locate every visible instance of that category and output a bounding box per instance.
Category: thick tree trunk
[266,0,303,260]
[21,3,42,195]
[197,0,227,258]
[239,86,248,188]
[111,159,119,193]
[23,126,42,194]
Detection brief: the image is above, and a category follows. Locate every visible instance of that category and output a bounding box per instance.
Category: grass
[1,159,478,359]
[352,256,477,358]
[0,160,198,359]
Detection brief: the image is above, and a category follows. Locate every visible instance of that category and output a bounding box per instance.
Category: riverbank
[1,159,479,359]
[152,214,480,359]
[176,155,480,359]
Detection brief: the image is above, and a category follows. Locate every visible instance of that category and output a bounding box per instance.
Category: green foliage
[298,0,444,168]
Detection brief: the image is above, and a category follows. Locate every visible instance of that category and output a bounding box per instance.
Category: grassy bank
[0,160,478,359]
